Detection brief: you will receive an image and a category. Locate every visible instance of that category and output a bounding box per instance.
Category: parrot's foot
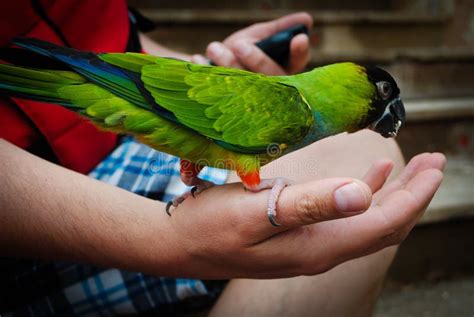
[247,178,292,227]
[165,178,215,216]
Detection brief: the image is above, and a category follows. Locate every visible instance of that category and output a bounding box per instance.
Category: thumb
[274,178,372,228]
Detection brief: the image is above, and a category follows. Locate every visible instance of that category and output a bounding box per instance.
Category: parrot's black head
[363,66,405,138]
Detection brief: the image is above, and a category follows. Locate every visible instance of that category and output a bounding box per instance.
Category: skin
[0,137,444,277]
[0,137,445,301]
[196,13,312,75]
[1,12,445,316]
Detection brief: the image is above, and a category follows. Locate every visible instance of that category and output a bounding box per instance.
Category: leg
[210,130,405,316]
[245,178,292,227]
[166,160,215,215]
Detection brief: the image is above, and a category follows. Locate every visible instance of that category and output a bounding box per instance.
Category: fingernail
[334,182,369,213]
[208,42,224,58]
[235,42,252,58]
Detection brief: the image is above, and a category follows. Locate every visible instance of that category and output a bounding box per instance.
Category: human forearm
[139,33,191,60]
[0,139,180,273]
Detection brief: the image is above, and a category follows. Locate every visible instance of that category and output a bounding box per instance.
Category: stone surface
[420,156,474,224]
[375,277,474,317]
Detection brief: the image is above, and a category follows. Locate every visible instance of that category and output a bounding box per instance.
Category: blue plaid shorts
[0,137,229,316]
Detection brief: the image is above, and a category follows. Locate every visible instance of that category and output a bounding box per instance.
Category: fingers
[271,178,372,230]
[373,152,446,201]
[325,167,443,266]
[198,43,286,76]
[206,42,242,68]
[230,40,286,75]
[190,54,209,65]
[230,18,312,74]
[275,12,313,31]
[173,176,372,248]
[379,169,443,231]
[398,152,446,185]
[259,167,444,277]
[249,12,313,39]
[362,159,394,193]
[288,33,311,74]
[244,157,444,277]
[209,12,313,73]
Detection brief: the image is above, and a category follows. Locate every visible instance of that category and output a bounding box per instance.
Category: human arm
[139,32,192,61]
[0,139,444,278]
[0,139,181,272]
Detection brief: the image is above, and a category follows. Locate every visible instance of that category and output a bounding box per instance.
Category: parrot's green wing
[101,54,314,154]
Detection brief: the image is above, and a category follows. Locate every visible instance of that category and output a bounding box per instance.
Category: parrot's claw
[165,201,173,216]
[191,186,198,198]
[247,178,292,227]
[165,192,191,216]
[268,210,281,227]
[165,179,216,215]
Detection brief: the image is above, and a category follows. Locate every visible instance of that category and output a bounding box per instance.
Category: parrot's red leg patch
[166,159,215,216]
[237,169,261,190]
[179,159,203,186]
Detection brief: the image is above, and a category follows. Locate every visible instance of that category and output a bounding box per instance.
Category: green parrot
[0,38,405,226]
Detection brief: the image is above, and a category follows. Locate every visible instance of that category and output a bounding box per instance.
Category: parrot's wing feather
[139,58,314,153]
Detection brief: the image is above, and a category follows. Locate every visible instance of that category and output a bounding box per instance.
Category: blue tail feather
[12,37,177,122]
[12,37,147,108]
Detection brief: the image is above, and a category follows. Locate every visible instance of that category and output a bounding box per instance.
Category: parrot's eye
[376,81,392,100]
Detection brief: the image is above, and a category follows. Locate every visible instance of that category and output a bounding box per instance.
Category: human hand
[190,12,313,75]
[0,140,444,280]
[165,153,445,279]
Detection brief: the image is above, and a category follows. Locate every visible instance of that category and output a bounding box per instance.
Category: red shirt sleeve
[0,0,130,173]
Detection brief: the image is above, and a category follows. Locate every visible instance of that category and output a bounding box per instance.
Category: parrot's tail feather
[12,37,60,58]
[11,37,159,113]
[0,63,85,107]
[12,37,146,106]
[0,47,67,70]
[13,37,126,79]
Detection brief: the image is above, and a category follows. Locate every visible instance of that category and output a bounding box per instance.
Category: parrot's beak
[370,97,405,138]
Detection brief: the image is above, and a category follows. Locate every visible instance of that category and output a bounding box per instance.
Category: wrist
[105,199,190,276]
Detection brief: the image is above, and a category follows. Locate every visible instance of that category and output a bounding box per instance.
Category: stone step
[398,98,473,225]
[138,9,450,25]
[383,217,474,286]
[129,0,452,13]
[378,218,474,315]
[375,276,474,316]
[404,97,474,121]
[419,155,474,225]
[311,47,474,65]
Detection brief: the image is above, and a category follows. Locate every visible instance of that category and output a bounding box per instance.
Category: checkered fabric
[0,137,229,316]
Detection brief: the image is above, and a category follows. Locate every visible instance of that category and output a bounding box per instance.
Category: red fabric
[0,99,40,149]
[0,0,130,173]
